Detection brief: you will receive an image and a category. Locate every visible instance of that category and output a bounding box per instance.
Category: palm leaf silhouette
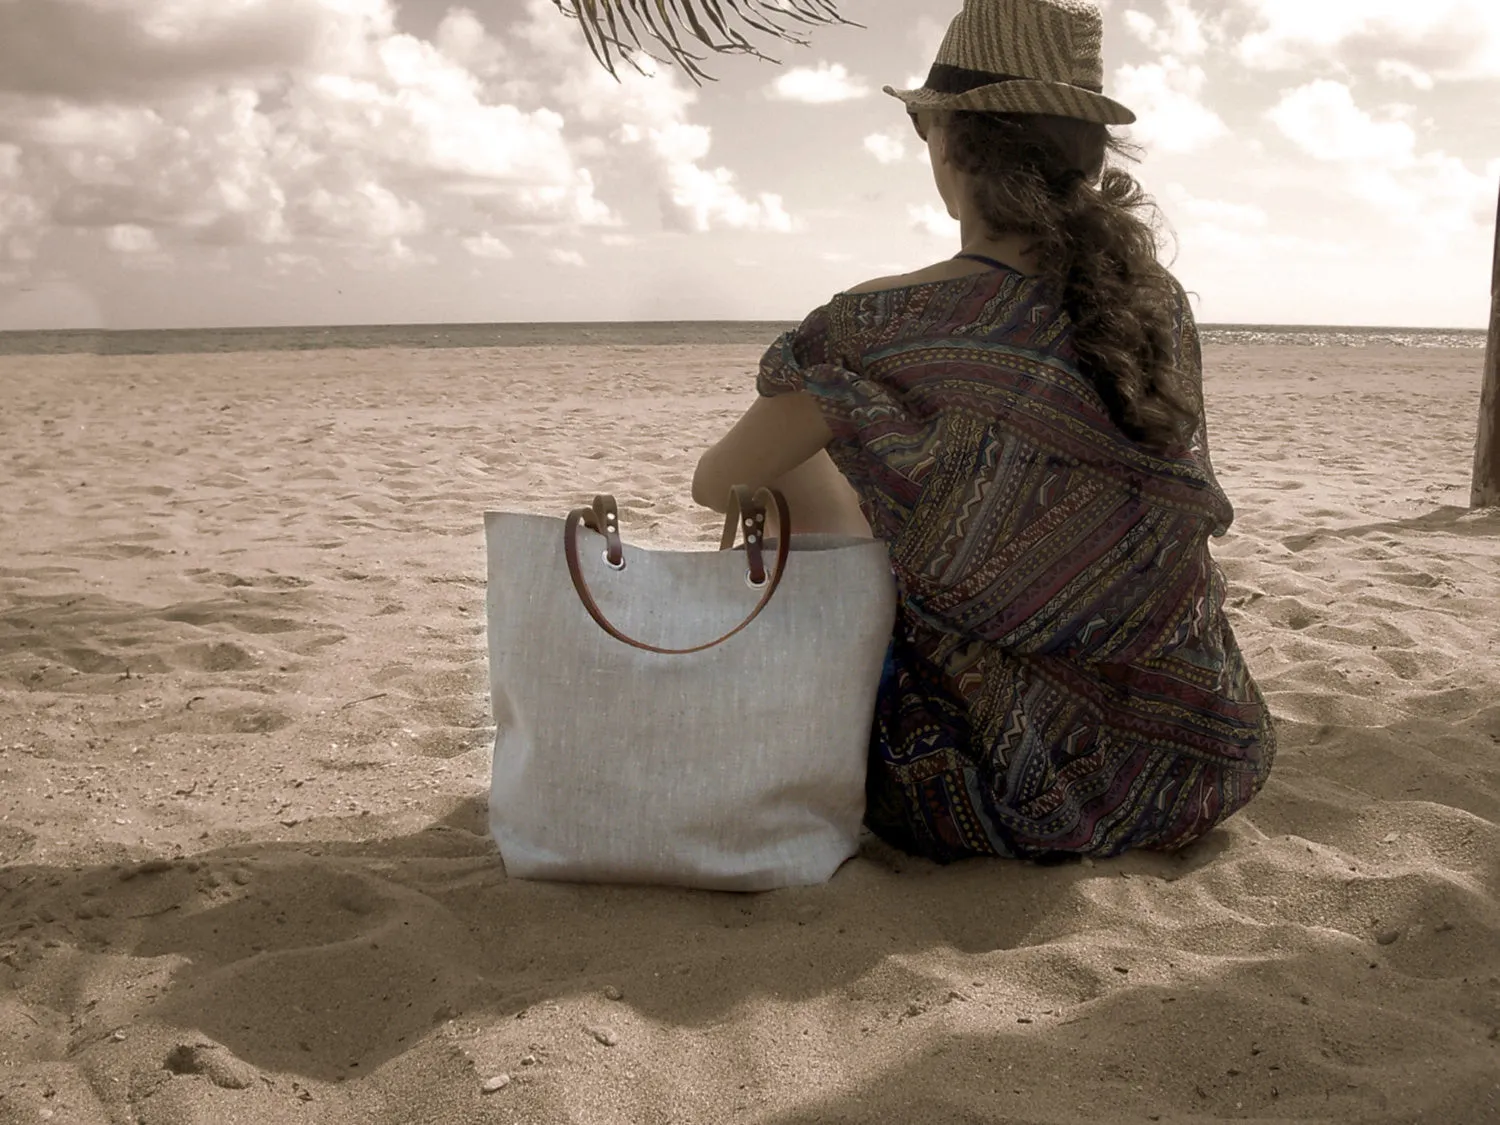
[550,0,857,84]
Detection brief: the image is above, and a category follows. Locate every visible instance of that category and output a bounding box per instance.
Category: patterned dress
[757,267,1276,863]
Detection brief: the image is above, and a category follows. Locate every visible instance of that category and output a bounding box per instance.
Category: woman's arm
[692,392,831,511]
[693,393,873,538]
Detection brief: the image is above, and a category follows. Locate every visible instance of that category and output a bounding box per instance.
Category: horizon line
[0,319,1490,335]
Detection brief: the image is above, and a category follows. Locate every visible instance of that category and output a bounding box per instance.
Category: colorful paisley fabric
[757,268,1276,862]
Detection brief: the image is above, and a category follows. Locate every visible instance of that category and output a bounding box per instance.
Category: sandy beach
[0,338,1497,1124]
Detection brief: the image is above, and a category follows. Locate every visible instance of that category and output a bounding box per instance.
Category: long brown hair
[935,111,1200,455]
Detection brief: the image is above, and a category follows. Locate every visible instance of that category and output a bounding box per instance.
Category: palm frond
[551,0,858,85]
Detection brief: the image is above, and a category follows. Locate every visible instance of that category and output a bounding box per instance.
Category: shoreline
[0,324,1488,358]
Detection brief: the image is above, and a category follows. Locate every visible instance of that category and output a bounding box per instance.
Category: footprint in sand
[160,601,304,635]
[0,825,35,863]
[1266,596,1326,632]
[1376,567,1444,590]
[409,727,487,759]
[54,644,144,675]
[168,640,258,673]
[187,570,313,590]
[1373,648,1428,682]
[369,662,417,687]
[212,704,296,734]
[0,587,348,700]
[162,1041,258,1089]
[73,540,168,561]
[0,565,81,581]
[135,866,395,962]
[422,574,483,588]
[285,631,347,656]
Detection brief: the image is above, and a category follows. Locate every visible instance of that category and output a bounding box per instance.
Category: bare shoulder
[842,270,917,296]
[841,259,979,297]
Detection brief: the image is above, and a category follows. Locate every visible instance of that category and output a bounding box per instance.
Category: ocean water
[0,321,1488,357]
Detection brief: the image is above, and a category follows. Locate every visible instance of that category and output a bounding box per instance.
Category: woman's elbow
[691,456,725,512]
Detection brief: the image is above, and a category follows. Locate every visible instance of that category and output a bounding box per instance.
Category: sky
[0,0,1496,331]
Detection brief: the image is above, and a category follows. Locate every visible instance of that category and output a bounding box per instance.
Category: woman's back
[757,264,1275,862]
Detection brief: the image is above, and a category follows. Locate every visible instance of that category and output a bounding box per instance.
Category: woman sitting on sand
[692,0,1276,863]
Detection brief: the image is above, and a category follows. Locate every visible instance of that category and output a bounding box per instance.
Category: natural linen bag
[484,486,897,891]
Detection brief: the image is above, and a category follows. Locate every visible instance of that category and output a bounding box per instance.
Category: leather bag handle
[563,487,792,655]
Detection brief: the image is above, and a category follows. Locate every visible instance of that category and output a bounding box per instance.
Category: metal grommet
[603,549,625,572]
[745,570,767,590]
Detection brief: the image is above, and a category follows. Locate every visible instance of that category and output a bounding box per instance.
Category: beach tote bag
[484,486,897,891]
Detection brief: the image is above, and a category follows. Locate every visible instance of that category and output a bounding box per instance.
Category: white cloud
[1123,12,1159,45]
[0,0,622,266]
[267,250,320,274]
[0,145,43,265]
[1123,2,1209,57]
[106,223,159,254]
[435,7,508,77]
[640,122,711,164]
[1167,187,1270,231]
[609,115,791,231]
[528,1,796,234]
[1352,153,1499,240]
[909,203,959,239]
[1235,0,1500,80]
[1113,57,1227,153]
[0,0,806,266]
[911,15,947,75]
[548,248,586,267]
[0,0,377,102]
[768,62,871,104]
[1267,80,1417,166]
[666,166,794,233]
[461,232,514,259]
[105,220,173,269]
[1376,59,1436,90]
[1266,80,1496,240]
[864,132,908,165]
[1165,184,1351,263]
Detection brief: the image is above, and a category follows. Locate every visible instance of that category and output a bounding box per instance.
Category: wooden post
[1473,179,1500,508]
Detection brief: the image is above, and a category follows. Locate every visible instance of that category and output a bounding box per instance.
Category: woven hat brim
[884,83,1136,127]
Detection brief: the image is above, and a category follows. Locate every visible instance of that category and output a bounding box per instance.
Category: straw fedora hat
[884,0,1135,126]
